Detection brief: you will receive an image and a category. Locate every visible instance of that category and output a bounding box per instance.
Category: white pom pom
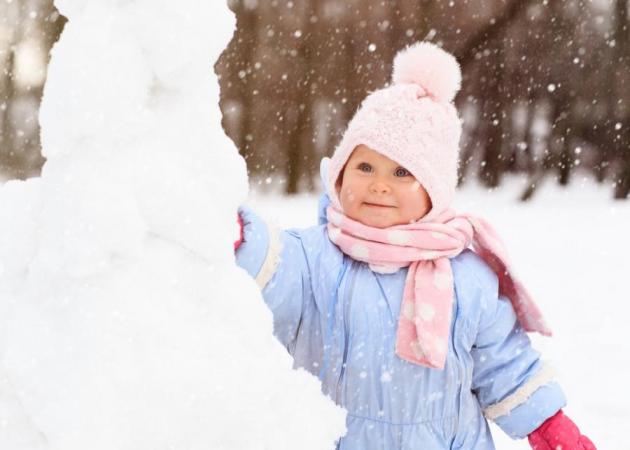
[392,42,461,102]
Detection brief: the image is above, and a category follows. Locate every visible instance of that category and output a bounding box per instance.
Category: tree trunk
[386,0,403,63]
[285,1,318,194]
[551,94,573,186]
[0,49,16,177]
[456,0,560,71]
[613,0,630,198]
[615,126,630,199]
[414,0,436,41]
[236,3,259,162]
[479,40,507,188]
[520,102,543,201]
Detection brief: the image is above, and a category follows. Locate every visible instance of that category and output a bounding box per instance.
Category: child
[235,42,595,450]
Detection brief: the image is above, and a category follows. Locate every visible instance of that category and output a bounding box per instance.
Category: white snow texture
[0,1,346,449]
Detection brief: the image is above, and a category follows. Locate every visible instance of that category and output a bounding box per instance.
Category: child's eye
[358,162,373,173]
[394,167,411,177]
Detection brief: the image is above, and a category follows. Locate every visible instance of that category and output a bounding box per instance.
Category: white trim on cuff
[255,224,282,289]
[483,363,556,421]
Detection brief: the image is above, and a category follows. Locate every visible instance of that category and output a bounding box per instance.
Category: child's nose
[369,180,391,194]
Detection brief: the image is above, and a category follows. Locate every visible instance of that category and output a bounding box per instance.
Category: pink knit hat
[326,42,463,222]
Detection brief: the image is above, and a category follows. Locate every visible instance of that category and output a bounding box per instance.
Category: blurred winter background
[1,0,629,448]
[1,0,629,195]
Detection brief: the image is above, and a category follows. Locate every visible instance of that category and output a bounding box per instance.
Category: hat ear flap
[320,157,332,195]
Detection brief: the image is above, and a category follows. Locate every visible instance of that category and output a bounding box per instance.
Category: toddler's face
[336,145,432,228]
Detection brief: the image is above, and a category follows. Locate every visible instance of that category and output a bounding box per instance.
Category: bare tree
[284,0,320,194]
[229,0,260,160]
[478,37,508,187]
[0,49,16,176]
[613,0,630,198]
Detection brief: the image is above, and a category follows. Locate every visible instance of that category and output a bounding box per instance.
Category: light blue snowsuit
[236,171,566,449]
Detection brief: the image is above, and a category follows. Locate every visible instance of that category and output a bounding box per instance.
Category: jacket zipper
[336,261,358,403]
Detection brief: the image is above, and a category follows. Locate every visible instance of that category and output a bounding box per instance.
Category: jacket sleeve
[468,257,567,440]
[235,205,312,350]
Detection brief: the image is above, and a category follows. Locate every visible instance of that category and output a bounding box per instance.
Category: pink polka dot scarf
[326,205,551,370]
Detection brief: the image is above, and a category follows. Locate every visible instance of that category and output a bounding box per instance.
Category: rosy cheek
[410,181,421,192]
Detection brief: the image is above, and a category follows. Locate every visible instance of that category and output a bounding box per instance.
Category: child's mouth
[363,202,394,208]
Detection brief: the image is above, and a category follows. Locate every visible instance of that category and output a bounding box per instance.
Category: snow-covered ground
[248,173,630,449]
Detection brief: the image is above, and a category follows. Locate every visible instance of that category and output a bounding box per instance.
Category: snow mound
[0,1,346,449]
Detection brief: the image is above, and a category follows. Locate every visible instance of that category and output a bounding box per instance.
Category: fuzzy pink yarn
[392,41,461,102]
[327,41,463,222]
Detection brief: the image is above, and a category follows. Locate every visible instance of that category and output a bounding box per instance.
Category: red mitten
[528,410,596,450]
[234,214,244,251]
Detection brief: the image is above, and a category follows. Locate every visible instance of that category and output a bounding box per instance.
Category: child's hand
[528,410,596,450]
[234,213,244,251]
